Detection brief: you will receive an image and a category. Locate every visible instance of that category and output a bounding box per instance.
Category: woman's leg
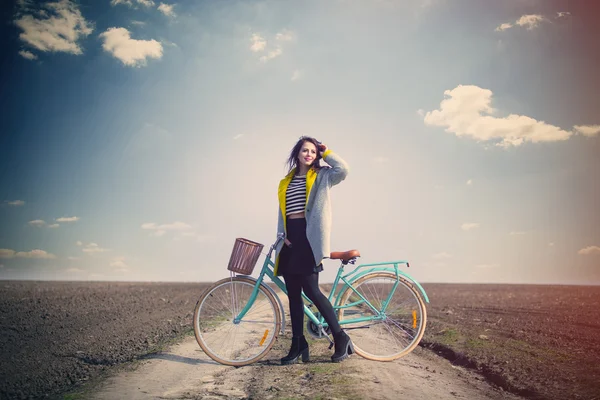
[300,273,342,336]
[284,275,305,337]
[281,275,310,364]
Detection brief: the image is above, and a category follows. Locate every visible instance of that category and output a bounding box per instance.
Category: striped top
[285,174,306,215]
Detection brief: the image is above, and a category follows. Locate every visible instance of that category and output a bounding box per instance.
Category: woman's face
[297,141,318,168]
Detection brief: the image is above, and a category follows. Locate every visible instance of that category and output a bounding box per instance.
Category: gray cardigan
[275,150,349,275]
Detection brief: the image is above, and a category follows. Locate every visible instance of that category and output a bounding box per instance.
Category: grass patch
[309,363,339,374]
[466,338,491,349]
[437,327,460,345]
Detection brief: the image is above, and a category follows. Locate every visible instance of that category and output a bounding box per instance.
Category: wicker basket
[227,238,264,275]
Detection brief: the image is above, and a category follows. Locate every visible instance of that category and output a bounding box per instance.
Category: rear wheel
[193,277,280,366]
[337,272,427,361]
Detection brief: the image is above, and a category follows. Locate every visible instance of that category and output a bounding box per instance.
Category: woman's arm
[320,146,349,187]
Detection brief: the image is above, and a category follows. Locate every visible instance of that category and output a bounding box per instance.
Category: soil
[0,281,208,400]
[1,281,598,400]
[420,283,600,400]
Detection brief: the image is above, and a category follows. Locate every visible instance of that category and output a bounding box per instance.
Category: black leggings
[284,272,342,337]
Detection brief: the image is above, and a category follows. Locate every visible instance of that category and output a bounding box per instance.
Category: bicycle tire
[193,277,281,366]
[337,272,427,361]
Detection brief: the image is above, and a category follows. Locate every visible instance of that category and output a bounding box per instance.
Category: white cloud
[417,109,425,117]
[157,3,175,17]
[14,0,93,55]
[373,156,389,164]
[5,200,25,206]
[100,27,163,67]
[111,0,155,7]
[466,179,473,185]
[250,34,266,52]
[0,249,57,259]
[423,85,574,147]
[76,241,82,246]
[17,249,56,259]
[573,125,600,137]
[130,20,146,26]
[291,69,303,81]
[578,246,600,256]
[66,267,83,273]
[48,224,60,228]
[161,39,178,47]
[250,30,295,63]
[28,219,45,227]
[275,30,294,42]
[461,222,480,231]
[82,242,110,253]
[510,231,527,235]
[68,256,79,260]
[110,258,129,272]
[0,249,16,258]
[19,50,37,60]
[548,242,555,247]
[432,252,452,260]
[556,11,570,19]
[260,48,282,63]
[495,14,545,32]
[495,23,513,32]
[233,134,244,140]
[56,216,79,222]
[516,14,545,30]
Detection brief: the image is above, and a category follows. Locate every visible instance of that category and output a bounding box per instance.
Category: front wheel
[337,272,427,361]
[193,277,281,366]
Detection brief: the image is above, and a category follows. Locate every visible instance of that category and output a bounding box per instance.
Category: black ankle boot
[281,335,309,365]
[331,331,353,362]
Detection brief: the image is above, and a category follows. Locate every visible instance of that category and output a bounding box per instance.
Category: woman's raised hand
[318,142,327,156]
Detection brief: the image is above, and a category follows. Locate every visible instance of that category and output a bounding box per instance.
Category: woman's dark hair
[286,136,323,174]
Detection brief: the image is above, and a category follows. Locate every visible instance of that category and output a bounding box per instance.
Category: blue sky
[1,0,599,284]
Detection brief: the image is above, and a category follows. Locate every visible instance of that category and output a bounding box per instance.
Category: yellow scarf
[277,167,318,233]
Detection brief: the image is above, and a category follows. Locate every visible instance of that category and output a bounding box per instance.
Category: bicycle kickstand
[320,326,335,349]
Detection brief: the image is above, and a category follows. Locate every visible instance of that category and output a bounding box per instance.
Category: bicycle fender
[237,275,287,335]
[334,268,430,305]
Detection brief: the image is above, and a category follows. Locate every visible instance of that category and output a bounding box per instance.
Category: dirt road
[89,334,520,400]
[89,288,521,400]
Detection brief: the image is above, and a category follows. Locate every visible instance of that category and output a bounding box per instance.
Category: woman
[274,136,353,364]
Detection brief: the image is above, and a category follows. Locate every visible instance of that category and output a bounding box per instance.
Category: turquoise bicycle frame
[233,235,429,335]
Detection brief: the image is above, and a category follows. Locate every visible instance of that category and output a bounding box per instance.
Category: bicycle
[193,234,429,366]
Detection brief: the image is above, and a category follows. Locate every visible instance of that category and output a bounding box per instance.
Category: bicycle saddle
[329,250,360,263]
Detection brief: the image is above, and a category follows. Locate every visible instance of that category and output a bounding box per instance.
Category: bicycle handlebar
[267,233,285,258]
